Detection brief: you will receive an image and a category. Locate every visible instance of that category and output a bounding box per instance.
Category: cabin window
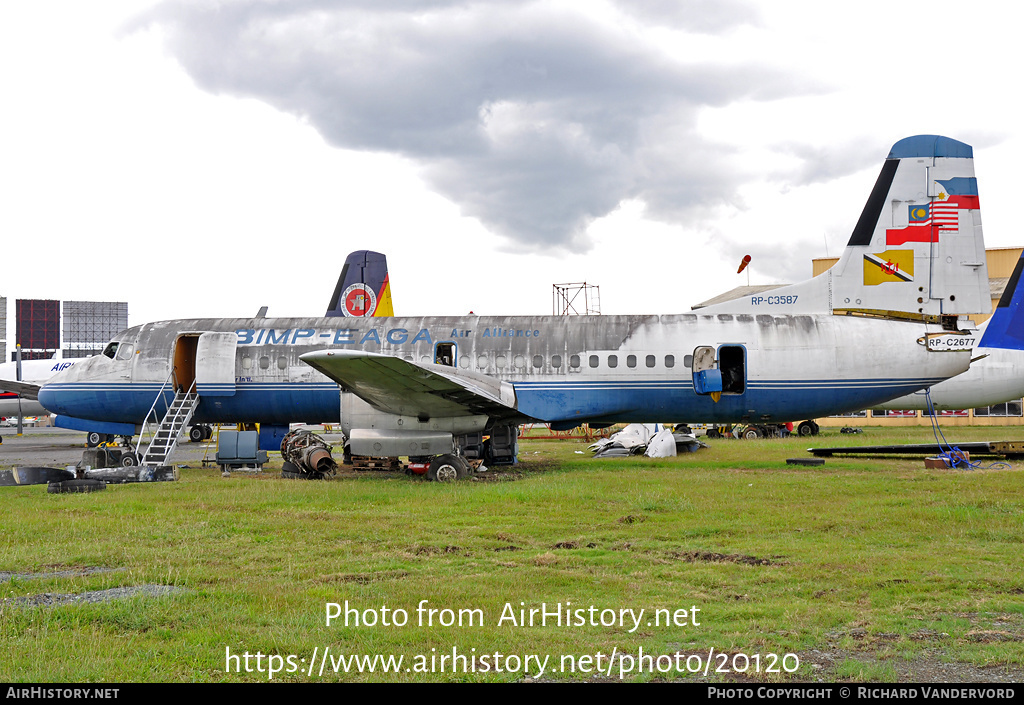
[626,355,636,368]
[645,355,655,368]
[569,355,580,368]
[435,342,455,367]
[608,355,618,368]
[514,355,526,369]
[683,354,693,368]
[277,357,287,370]
[102,342,118,359]
[552,354,562,368]
[241,356,252,370]
[589,355,599,368]
[259,356,270,369]
[665,355,675,368]
[496,355,506,369]
[533,355,544,368]
[477,355,488,369]
[459,356,470,369]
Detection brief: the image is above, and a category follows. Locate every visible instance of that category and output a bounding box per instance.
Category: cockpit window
[116,335,136,361]
[102,342,119,359]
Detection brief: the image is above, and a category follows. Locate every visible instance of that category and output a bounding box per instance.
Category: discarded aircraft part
[840,427,863,434]
[592,446,634,458]
[483,424,518,466]
[786,458,825,466]
[47,479,106,494]
[0,467,76,487]
[808,441,1024,458]
[645,429,678,458]
[281,461,308,480]
[280,430,338,479]
[80,447,131,470]
[673,432,705,453]
[427,454,470,482]
[84,466,178,483]
[618,423,658,443]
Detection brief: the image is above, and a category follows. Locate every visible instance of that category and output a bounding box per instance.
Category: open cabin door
[692,345,747,399]
[195,332,237,397]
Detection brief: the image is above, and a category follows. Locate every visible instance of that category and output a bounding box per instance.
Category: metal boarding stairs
[137,373,199,467]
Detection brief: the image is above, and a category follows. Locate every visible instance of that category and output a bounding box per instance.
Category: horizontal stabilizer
[299,349,518,420]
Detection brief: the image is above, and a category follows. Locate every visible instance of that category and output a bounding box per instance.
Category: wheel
[707,429,721,439]
[119,452,139,467]
[742,427,761,440]
[105,434,116,444]
[47,479,106,494]
[189,426,205,443]
[797,421,816,437]
[427,454,469,482]
[87,431,103,447]
[202,425,213,440]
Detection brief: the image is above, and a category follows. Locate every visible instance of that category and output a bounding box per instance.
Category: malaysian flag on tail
[885,177,979,246]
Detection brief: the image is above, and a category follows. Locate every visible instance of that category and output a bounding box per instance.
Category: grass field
[1,425,1023,682]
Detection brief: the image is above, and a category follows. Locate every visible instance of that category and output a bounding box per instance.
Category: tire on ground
[426,454,470,482]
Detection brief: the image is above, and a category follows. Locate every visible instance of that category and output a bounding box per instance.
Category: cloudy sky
[2,0,1021,348]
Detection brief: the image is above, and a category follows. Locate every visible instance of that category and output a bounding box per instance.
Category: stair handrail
[140,377,198,465]
[137,369,177,449]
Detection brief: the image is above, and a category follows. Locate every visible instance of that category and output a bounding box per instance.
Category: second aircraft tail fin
[325,250,394,318]
[979,252,1024,350]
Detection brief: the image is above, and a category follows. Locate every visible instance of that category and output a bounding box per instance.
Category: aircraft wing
[299,349,519,420]
[0,379,41,400]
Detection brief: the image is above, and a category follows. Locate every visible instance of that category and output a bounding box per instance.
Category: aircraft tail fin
[978,252,1024,350]
[699,135,990,321]
[325,250,394,318]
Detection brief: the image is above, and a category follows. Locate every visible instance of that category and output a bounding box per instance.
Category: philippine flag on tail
[885,177,979,246]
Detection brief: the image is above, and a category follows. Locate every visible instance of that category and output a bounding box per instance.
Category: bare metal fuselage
[39,312,968,430]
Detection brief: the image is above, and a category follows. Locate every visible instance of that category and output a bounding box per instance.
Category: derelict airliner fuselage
[37,135,995,460]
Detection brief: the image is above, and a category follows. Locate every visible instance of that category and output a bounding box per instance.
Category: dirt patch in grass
[0,566,122,582]
[671,550,787,566]
[316,570,410,584]
[5,585,184,608]
[413,545,463,556]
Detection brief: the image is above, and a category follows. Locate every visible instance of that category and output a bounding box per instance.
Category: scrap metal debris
[588,424,707,459]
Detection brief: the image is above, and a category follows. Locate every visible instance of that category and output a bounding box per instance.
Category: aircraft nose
[37,384,66,415]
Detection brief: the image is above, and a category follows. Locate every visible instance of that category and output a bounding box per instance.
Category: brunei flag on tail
[863,249,914,285]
